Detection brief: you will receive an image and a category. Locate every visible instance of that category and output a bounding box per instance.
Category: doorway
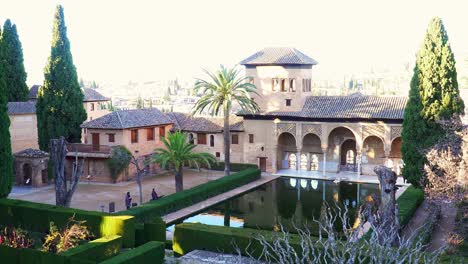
[259,157,267,172]
[92,133,100,151]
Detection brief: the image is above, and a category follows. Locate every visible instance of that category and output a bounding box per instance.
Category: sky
[1,0,468,86]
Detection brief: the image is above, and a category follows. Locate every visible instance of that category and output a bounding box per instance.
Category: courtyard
[9,169,224,212]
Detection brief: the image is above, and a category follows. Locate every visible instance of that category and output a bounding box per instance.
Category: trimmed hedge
[396,186,424,228]
[59,235,122,262]
[0,245,93,264]
[120,168,261,222]
[0,199,135,248]
[209,162,258,172]
[173,223,310,259]
[100,241,165,264]
[135,218,166,246]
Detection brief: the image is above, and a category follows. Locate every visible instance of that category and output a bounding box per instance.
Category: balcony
[66,143,111,158]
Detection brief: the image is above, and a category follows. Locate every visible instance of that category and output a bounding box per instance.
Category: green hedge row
[120,168,261,222]
[396,186,424,228]
[59,235,122,262]
[208,162,258,172]
[0,245,93,264]
[100,241,165,264]
[0,199,135,248]
[173,223,310,259]
[135,217,166,246]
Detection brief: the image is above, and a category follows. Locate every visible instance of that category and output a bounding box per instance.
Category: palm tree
[151,131,216,192]
[193,65,260,176]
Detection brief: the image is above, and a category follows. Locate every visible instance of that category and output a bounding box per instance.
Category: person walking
[151,188,159,201]
[125,192,132,210]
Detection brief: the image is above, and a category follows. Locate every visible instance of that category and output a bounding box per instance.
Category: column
[356,142,362,179]
[296,148,301,173]
[322,147,327,177]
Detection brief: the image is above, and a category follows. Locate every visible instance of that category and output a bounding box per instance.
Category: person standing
[151,188,159,201]
[125,192,132,210]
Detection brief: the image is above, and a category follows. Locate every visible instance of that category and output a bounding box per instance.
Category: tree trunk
[132,156,144,205]
[175,166,183,192]
[373,165,399,246]
[50,137,83,208]
[223,105,231,176]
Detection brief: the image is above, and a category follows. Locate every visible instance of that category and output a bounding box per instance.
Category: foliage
[119,168,261,222]
[1,19,29,101]
[151,131,216,192]
[0,26,13,199]
[36,5,87,150]
[107,146,132,183]
[136,96,145,109]
[193,65,260,176]
[100,241,165,264]
[0,198,136,248]
[208,162,258,172]
[0,226,34,249]
[402,17,465,187]
[59,235,122,262]
[135,217,166,246]
[42,217,92,254]
[423,118,467,203]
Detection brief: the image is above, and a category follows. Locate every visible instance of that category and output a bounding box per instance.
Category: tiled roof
[14,148,49,158]
[166,112,244,133]
[81,108,172,129]
[83,88,110,102]
[240,47,318,66]
[28,85,40,99]
[28,85,109,102]
[239,95,408,120]
[7,101,36,115]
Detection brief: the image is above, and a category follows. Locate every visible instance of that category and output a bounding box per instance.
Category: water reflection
[174,177,380,234]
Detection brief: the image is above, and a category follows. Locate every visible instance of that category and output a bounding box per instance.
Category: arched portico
[389,137,403,175]
[301,133,322,171]
[327,127,359,173]
[277,132,297,170]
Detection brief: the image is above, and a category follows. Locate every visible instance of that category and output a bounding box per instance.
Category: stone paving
[165,250,265,264]
[9,169,224,212]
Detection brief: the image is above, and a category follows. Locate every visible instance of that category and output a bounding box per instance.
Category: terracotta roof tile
[81,108,172,129]
[240,47,318,66]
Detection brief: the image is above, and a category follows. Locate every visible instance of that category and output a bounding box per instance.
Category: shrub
[0,244,94,264]
[135,218,166,246]
[42,217,92,253]
[0,199,135,248]
[59,235,122,262]
[100,241,165,264]
[397,186,424,228]
[107,146,132,183]
[120,168,261,222]
[0,226,34,249]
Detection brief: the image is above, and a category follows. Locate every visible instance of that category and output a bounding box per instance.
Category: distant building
[7,101,38,153]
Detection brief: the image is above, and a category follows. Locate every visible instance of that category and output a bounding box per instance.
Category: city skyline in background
[1,0,468,93]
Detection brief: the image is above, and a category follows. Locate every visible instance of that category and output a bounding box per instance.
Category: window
[271,78,279,91]
[189,133,194,144]
[300,154,307,170]
[216,152,220,158]
[248,134,254,143]
[197,133,207,145]
[90,103,95,111]
[311,154,319,171]
[346,150,355,165]
[288,153,297,169]
[280,79,286,92]
[302,78,311,92]
[107,133,115,143]
[131,129,139,143]
[232,134,239,144]
[210,135,214,147]
[159,126,166,138]
[286,99,292,106]
[146,128,155,141]
[289,79,296,92]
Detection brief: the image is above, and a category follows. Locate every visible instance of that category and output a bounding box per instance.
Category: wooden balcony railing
[67,143,111,154]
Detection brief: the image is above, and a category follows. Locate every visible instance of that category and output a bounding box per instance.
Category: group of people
[125,188,161,210]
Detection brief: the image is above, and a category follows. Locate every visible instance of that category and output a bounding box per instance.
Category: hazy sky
[1,0,468,86]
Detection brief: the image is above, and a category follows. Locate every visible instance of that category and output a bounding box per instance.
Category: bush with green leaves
[107,146,132,183]
[42,217,92,254]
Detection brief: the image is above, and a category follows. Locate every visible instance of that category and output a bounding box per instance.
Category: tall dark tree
[402,17,465,187]
[0,27,14,198]
[36,5,87,150]
[1,19,28,102]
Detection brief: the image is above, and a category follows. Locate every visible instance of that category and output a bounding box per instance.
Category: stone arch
[302,133,322,171]
[390,137,402,158]
[362,135,385,164]
[341,139,357,166]
[277,132,297,170]
[327,127,357,172]
[325,125,361,146]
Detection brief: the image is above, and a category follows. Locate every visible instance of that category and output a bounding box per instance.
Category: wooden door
[91,133,100,151]
[259,157,267,172]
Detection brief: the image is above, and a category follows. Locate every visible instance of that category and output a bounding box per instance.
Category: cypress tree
[402,17,465,187]
[36,5,87,150]
[1,19,28,102]
[0,27,14,198]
